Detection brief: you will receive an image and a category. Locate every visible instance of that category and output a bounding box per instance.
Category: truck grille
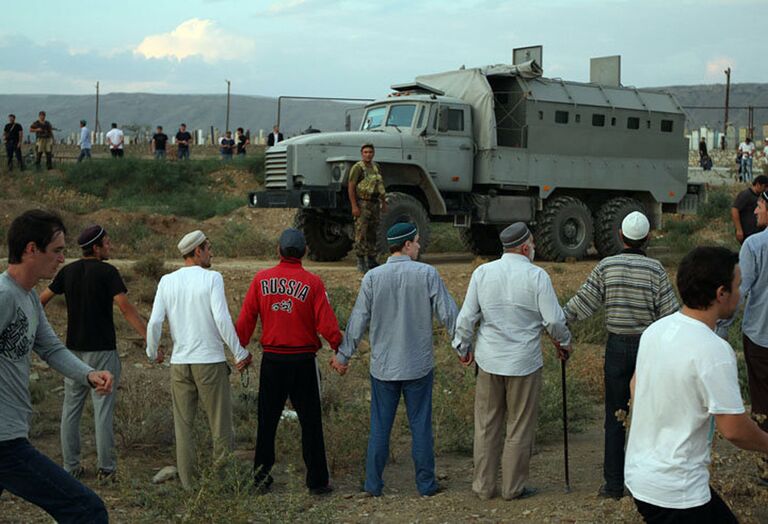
[265,150,288,189]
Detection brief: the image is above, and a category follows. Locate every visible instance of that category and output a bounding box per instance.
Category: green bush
[214,221,274,258]
[133,256,169,281]
[60,159,258,220]
[429,223,465,253]
[698,188,731,220]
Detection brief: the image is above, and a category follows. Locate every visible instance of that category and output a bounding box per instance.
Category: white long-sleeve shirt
[452,253,571,376]
[146,266,249,364]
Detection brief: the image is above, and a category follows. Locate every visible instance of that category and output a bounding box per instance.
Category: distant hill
[1,83,765,141]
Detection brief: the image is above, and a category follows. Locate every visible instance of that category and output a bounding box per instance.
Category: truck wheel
[294,210,353,262]
[594,197,647,258]
[378,192,431,253]
[536,196,593,261]
[460,224,502,256]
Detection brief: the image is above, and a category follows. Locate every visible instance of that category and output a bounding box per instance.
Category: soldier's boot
[367,256,379,270]
[356,257,367,274]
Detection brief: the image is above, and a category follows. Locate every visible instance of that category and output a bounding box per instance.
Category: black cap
[279,228,306,252]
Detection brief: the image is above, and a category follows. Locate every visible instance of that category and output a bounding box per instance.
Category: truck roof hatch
[390,81,445,96]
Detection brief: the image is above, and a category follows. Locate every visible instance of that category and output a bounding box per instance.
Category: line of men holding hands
[2,202,768,522]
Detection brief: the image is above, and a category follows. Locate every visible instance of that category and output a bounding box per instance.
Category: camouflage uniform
[349,160,386,258]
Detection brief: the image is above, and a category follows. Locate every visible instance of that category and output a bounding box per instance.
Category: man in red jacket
[236,228,342,495]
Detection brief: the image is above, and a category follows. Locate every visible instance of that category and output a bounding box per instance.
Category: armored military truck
[249,61,700,261]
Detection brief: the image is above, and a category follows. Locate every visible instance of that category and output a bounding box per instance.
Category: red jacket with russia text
[235,257,342,356]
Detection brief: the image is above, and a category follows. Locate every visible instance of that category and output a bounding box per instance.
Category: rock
[52,386,65,394]
[152,465,178,484]
[29,372,40,382]
[280,409,298,421]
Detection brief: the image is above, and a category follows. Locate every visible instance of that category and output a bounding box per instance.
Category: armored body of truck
[249,62,699,261]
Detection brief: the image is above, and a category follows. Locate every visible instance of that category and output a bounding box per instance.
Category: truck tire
[460,224,502,256]
[594,197,647,258]
[536,196,594,261]
[294,210,353,262]
[378,192,431,253]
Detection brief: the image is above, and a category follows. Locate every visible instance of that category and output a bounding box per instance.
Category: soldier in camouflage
[347,143,387,273]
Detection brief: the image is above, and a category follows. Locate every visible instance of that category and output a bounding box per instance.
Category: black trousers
[634,487,738,523]
[743,335,768,432]
[254,355,329,489]
[5,142,23,170]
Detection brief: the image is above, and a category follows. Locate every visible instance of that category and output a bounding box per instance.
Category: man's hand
[88,371,114,395]
[351,207,361,218]
[236,353,253,372]
[329,354,348,376]
[736,230,745,243]
[155,348,165,364]
[555,342,572,361]
[380,201,388,214]
[459,352,474,367]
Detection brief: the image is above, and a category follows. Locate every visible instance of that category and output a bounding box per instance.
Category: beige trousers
[171,362,235,489]
[472,367,542,500]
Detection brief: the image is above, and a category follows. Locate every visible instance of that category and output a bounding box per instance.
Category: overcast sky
[2,0,764,98]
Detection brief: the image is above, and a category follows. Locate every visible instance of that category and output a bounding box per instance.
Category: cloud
[705,56,733,78]
[134,19,255,63]
[267,0,307,13]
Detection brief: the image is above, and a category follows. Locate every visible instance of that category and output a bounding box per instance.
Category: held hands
[554,341,572,361]
[329,353,348,376]
[87,371,114,395]
[155,347,165,364]
[351,207,361,218]
[236,352,253,373]
[458,352,474,367]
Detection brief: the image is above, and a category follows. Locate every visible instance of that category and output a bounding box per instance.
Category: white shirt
[146,266,249,364]
[625,312,744,509]
[452,253,571,376]
[106,128,124,149]
[738,141,755,158]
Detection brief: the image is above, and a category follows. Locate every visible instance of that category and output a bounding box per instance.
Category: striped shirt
[564,250,679,335]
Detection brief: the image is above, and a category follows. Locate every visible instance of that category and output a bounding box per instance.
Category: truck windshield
[386,105,417,128]
[362,107,386,130]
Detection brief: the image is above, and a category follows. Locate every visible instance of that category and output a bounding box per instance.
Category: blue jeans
[604,333,640,493]
[741,157,753,182]
[0,438,107,523]
[154,150,166,160]
[365,370,437,496]
[77,148,91,162]
[177,147,190,160]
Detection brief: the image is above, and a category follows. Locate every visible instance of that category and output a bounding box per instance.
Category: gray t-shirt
[0,271,93,441]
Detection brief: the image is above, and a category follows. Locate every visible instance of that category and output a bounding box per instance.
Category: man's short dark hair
[8,210,66,264]
[80,119,86,126]
[237,127,244,133]
[389,241,406,254]
[279,246,304,259]
[8,114,15,119]
[621,234,647,250]
[180,123,186,127]
[677,246,739,310]
[111,123,117,128]
[361,143,375,152]
[38,111,46,116]
[157,125,163,130]
[753,175,768,186]
[81,237,105,257]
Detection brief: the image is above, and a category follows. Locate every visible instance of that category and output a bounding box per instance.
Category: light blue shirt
[740,229,768,346]
[79,127,91,149]
[338,255,459,381]
[452,253,572,377]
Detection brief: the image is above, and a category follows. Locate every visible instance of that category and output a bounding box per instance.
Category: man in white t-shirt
[105,123,124,159]
[146,230,253,489]
[739,137,756,182]
[625,246,768,522]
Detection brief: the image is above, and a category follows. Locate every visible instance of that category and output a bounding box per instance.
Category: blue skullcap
[279,228,306,252]
[387,222,417,245]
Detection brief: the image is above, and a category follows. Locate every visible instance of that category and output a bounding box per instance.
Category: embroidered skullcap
[177,230,207,255]
[499,222,531,248]
[77,225,106,248]
[621,212,650,240]
[386,222,417,245]
[279,228,306,252]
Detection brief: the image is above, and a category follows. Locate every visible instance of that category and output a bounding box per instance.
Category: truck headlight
[332,165,342,181]
[302,193,311,207]
[251,194,258,206]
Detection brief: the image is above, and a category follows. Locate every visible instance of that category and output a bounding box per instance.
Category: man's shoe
[67,466,86,480]
[508,486,538,500]
[366,257,380,270]
[97,468,117,485]
[597,484,626,500]
[309,484,334,496]
[254,474,274,494]
[356,257,367,274]
[421,484,445,498]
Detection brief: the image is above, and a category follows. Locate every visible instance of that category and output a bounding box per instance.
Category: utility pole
[748,105,754,139]
[95,81,101,134]
[722,67,730,149]
[225,79,231,133]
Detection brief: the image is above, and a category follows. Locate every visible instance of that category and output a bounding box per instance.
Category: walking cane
[561,356,571,493]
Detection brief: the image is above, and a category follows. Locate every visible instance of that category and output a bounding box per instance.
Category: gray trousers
[61,350,121,473]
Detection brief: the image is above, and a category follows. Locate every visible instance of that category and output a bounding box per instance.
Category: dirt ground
[2,251,768,523]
